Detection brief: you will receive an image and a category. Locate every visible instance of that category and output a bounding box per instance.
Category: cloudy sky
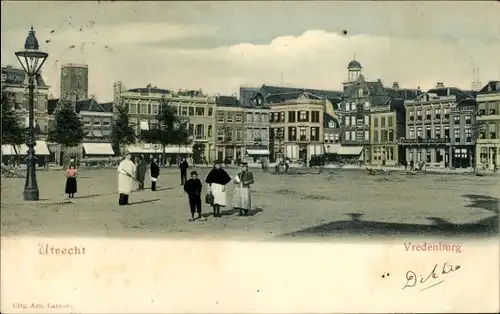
[2,1,499,102]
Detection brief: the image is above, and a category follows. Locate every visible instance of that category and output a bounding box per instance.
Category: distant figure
[136,155,147,190]
[284,158,290,174]
[150,158,160,191]
[184,171,204,221]
[402,160,408,171]
[179,158,189,185]
[232,162,255,216]
[65,164,78,198]
[117,153,137,205]
[205,160,232,217]
[409,160,415,171]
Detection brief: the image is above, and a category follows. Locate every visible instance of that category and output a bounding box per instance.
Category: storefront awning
[2,141,51,156]
[140,120,149,131]
[247,149,270,155]
[83,142,115,155]
[126,145,192,154]
[92,130,103,137]
[325,144,341,154]
[338,146,363,156]
[1,144,17,155]
[164,146,193,154]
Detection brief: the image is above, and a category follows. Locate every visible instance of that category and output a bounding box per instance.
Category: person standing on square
[183,171,204,221]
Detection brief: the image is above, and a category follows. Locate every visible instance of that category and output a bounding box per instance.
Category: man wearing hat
[232,162,255,216]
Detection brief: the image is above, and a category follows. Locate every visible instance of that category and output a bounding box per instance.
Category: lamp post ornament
[15,26,48,201]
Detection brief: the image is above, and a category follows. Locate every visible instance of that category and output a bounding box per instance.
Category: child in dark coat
[183,171,204,221]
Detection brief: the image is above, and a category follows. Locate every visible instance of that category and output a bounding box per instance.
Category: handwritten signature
[403,262,461,291]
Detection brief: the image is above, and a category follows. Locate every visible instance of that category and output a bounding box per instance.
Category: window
[350,116,356,126]
[280,112,285,122]
[288,127,297,141]
[388,130,394,142]
[236,129,242,141]
[434,108,441,119]
[465,127,472,142]
[311,111,320,123]
[465,115,471,124]
[388,116,393,127]
[425,126,431,139]
[299,111,308,122]
[374,130,379,142]
[188,107,194,116]
[150,119,158,130]
[381,117,386,127]
[344,103,350,112]
[261,113,267,122]
[489,102,497,115]
[288,111,295,123]
[364,115,369,126]
[217,112,224,122]
[273,112,279,122]
[254,113,261,123]
[299,127,307,141]
[83,118,91,125]
[129,103,137,114]
[208,125,213,137]
[208,108,213,116]
[409,127,415,139]
[246,128,253,140]
[435,126,441,138]
[345,131,350,141]
[426,150,431,163]
[454,128,460,142]
[444,126,450,138]
[152,104,159,115]
[195,124,205,138]
[425,109,431,120]
[195,107,205,116]
[364,130,369,140]
[489,123,497,139]
[444,108,450,119]
[261,129,268,140]
[227,114,233,122]
[351,102,356,111]
[102,119,111,126]
[381,130,388,142]
[374,117,378,127]
[453,116,460,124]
[217,129,224,141]
[181,107,187,116]
[416,127,422,139]
[364,101,370,110]
[416,110,422,121]
[409,110,414,121]
[93,120,101,126]
[246,113,253,123]
[350,131,356,140]
[436,150,443,163]
[141,103,148,114]
[345,117,350,126]
[235,114,242,123]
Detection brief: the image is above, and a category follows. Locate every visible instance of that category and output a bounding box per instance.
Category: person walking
[150,158,160,191]
[232,162,255,216]
[179,157,189,185]
[183,171,205,221]
[65,164,78,198]
[136,155,147,190]
[117,153,137,205]
[205,160,232,218]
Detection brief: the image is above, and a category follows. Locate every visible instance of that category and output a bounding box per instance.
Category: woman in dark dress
[136,155,147,190]
[205,160,232,217]
[150,158,160,191]
[65,164,78,198]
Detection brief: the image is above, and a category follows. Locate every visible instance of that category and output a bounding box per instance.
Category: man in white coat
[117,153,137,205]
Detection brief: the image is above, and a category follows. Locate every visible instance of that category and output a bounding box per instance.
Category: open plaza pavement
[1,167,499,241]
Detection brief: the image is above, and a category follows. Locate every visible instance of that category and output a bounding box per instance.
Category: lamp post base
[23,187,40,201]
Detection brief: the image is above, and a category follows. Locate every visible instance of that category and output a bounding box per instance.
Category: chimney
[436,82,444,88]
[392,82,400,90]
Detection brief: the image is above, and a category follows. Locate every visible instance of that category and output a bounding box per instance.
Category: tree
[1,88,26,161]
[111,104,136,155]
[47,98,85,164]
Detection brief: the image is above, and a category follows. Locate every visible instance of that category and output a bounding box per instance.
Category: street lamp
[15,26,48,201]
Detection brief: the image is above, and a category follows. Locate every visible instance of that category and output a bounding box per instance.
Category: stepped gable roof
[259,85,343,100]
[76,98,113,113]
[264,91,323,104]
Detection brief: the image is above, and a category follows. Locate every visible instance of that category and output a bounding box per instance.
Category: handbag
[205,192,214,205]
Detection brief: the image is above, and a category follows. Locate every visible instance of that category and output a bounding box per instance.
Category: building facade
[449,99,476,168]
[60,63,88,102]
[400,86,475,168]
[476,81,500,170]
[115,83,216,161]
[214,97,245,162]
[268,92,325,161]
[1,65,50,136]
[243,106,270,160]
[370,110,400,166]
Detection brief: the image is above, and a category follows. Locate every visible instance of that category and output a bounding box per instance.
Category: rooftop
[1,65,48,87]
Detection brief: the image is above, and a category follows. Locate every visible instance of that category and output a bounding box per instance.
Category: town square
[1,167,498,240]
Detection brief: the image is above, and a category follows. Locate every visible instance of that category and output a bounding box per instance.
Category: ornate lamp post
[15,26,48,201]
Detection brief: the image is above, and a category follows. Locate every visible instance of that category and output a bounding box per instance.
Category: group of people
[64,153,256,222]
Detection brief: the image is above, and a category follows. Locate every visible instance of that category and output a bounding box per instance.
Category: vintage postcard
[1,1,499,313]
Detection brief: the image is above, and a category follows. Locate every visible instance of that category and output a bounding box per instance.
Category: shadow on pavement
[202,207,264,218]
[280,195,499,238]
[73,192,116,200]
[129,198,161,205]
